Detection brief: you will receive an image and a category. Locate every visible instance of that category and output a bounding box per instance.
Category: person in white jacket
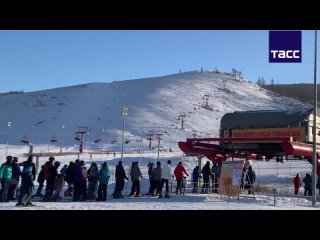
[158,160,173,198]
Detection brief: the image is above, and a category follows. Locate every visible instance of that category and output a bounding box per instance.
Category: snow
[1,194,315,210]
[0,71,317,210]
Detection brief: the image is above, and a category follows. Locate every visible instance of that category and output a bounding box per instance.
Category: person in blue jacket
[192,166,200,193]
[246,166,256,194]
[303,173,312,196]
[97,162,111,201]
[16,157,35,206]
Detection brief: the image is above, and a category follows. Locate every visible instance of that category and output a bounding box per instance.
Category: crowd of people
[0,155,260,206]
[8,154,320,206]
[0,156,193,206]
[0,155,114,206]
[0,155,36,206]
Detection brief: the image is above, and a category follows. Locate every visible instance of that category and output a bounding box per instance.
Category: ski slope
[0,71,308,155]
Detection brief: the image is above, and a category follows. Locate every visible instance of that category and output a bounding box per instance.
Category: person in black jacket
[146,162,155,195]
[64,161,76,197]
[201,161,212,193]
[34,165,45,197]
[129,162,142,197]
[317,176,320,195]
[8,157,21,200]
[87,162,99,200]
[113,161,128,198]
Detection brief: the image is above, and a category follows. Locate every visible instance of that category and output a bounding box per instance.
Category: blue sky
[0,30,316,92]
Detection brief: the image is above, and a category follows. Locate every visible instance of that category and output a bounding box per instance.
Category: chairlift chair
[111,136,117,144]
[21,136,30,145]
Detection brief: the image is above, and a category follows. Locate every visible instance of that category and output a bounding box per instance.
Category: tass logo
[269,31,302,63]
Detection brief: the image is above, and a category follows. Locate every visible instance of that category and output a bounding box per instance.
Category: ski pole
[23,191,33,206]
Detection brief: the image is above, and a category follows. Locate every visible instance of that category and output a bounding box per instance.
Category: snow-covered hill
[0,70,308,154]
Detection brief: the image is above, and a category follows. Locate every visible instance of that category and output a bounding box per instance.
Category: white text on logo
[270,50,300,59]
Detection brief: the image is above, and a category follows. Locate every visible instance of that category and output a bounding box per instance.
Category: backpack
[99,168,110,184]
[44,163,52,180]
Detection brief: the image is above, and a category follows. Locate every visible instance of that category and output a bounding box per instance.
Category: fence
[11,157,320,208]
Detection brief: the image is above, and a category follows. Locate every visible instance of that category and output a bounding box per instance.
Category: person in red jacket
[293,173,301,195]
[174,162,189,195]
